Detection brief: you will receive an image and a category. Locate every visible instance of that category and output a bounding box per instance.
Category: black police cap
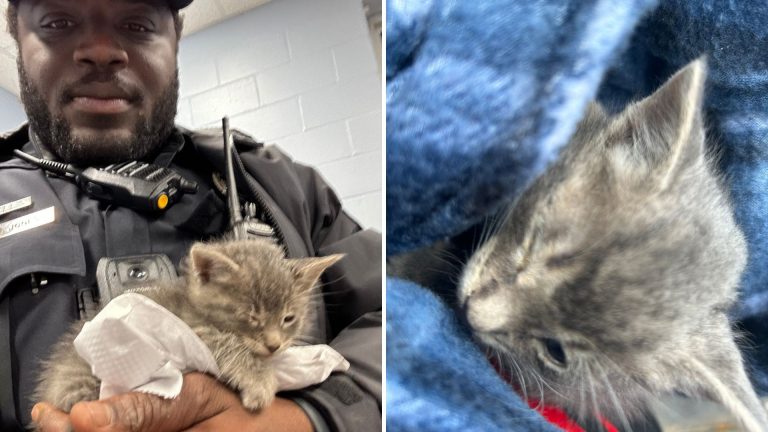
[9,0,193,10]
[168,0,194,9]
[167,0,194,9]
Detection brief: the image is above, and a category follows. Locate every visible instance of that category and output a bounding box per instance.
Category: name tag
[0,196,33,218]
[0,206,55,240]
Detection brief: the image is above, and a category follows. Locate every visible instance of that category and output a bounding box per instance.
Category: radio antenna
[222,117,244,239]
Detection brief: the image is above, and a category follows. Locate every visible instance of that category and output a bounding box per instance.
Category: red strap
[527,400,585,432]
[527,400,619,432]
[489,353,619,431]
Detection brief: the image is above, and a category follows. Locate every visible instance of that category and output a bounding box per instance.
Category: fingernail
[85,403,111,427]
[30,404,41,422]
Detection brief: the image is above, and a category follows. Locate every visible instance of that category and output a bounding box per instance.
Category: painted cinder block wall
[0,0,382,230]
[176,0,382,231]
[0,87,26,132]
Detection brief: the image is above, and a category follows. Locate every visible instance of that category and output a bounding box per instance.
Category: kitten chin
[34,238,342,413]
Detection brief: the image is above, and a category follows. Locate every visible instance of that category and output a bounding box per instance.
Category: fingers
[68,373,236,432]
[31,402,73,432]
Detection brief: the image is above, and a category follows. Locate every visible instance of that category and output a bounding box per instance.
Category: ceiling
[0,0,272,95]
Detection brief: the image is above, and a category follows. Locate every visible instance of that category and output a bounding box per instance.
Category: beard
[18,61,179,166]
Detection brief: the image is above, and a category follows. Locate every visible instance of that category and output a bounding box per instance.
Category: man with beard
[0,1,382,431]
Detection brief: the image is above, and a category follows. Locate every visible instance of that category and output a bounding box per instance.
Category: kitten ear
[584,101,607,122]
[671,325,768,431]
[291,254,344,292]
[607,58,707,189]
[189,244,241,285]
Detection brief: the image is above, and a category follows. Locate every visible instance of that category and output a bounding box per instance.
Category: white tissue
[271,345,350,391]
[74,293,221,399]
[73,293,349,400]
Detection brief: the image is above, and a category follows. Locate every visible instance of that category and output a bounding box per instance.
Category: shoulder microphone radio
[12,150,198,212]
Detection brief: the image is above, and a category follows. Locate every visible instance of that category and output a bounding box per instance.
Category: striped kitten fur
[35,239,341,414]
[458,59,768,431]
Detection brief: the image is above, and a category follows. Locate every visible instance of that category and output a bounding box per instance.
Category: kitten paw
[53,386,99,412]
[240,387,275,411]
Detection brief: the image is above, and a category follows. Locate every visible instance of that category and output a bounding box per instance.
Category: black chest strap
[0,298,20,428]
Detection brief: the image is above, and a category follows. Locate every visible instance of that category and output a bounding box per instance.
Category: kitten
[34,238,342,413]
[458,59,768,431]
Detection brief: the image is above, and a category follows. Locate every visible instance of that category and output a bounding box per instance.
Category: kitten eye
[540,337,567,368]
[282,314,295,325]
[546,252,578,268]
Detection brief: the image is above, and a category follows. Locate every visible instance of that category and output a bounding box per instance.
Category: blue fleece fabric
[387,279,560,432]
[386,0,768,430]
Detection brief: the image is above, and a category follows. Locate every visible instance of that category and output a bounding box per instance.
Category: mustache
[59,73,142,104]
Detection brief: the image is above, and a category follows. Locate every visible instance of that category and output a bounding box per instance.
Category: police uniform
[0,124,382,431]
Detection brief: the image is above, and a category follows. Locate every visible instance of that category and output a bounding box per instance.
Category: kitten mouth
[245,339,272,357]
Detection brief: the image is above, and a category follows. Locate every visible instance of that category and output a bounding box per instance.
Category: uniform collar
[2,124,186,168]
[150,129,186,167]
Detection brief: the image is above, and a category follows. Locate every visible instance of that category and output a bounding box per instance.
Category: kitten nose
[264,331,283,354]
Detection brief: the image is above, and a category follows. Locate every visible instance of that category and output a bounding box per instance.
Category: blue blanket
[386,0,768,430]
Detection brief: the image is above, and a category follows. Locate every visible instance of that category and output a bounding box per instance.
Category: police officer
[0,0,382,431]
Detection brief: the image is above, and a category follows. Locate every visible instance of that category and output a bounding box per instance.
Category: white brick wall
[178,0,382,232]
[0,88,26,132]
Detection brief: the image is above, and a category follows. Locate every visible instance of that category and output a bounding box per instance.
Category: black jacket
[0,125,382,431]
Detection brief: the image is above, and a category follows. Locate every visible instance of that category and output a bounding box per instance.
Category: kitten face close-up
[458,60,765,430]
[187,240,335,356]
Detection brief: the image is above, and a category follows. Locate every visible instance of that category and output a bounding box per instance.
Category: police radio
[221,116,275,241]
[13,149,198,212]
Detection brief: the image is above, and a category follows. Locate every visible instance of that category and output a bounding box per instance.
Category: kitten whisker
[577,358,588,427]
[492,349,507,385]
[532,370,545,412]
[292,292,332,302]
[434,247,465,269]
[290,291,357,306]
[507,354,529,404]
[595,360,634,432]
[532,368,567,400]
[488,204,514,247]
[428,253,464,274]
[423,267,462,281]
[313,274,347,289]
[480,212,500,248]
[592,346,658,410]
[474,207,508,254]
[585,363,606,432]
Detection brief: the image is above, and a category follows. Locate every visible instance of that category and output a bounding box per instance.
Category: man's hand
[31,372,313,432]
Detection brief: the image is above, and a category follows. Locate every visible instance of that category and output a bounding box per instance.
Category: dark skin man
[10,0,312,430]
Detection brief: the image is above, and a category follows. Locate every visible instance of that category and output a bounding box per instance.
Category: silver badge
[0,206,55,240]
[0,196,33,218]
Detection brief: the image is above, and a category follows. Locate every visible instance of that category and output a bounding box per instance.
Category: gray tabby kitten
[35,238,342,413]
[459,59,768,431]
